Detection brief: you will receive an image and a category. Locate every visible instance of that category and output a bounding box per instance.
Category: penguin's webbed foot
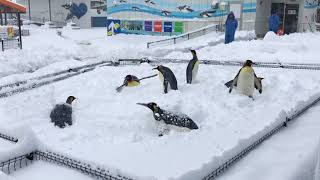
[249,96,255,101]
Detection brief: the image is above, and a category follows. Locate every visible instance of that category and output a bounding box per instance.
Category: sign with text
[154,21,162,32]
[145,21,152,31]
[163,22,173,32]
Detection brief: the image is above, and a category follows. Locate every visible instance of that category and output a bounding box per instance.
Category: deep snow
[216,102,320,180]
[1,62,320,179]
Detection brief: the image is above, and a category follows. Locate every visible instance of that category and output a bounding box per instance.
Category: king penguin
[229,60,263,98]
[137,102,198,136]
[153,65,178,93]
[116,75,140,92]
[50,96,76,128]
[186,50,200,84]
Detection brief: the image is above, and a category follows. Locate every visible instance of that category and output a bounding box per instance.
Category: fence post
[1,40,4,51]
[147,42,149,48]
[187,33,190,40]
[174,38,176,44]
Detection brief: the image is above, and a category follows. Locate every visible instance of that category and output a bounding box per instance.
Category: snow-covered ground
[0,26,164,78]
[216,102,320,180]
[1,63,320,179]
[1,26,320,180]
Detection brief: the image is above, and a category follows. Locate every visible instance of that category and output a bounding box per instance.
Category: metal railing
[147,24,220,48]
[202,94,320,179]
[21,15,67,28]
[1,38,20,51]
[0,153,34,174]
[35,151,133,180]
[0,132,18,143]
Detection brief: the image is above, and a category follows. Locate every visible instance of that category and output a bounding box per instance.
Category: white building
[17,0,318,36]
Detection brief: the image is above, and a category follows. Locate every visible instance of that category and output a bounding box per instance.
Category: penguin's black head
[243,60,256,67]
[66,96,76,105]
[125,75,134,81]
[191,50,197,59]
[137,102,160,112]
[152,65,162,71]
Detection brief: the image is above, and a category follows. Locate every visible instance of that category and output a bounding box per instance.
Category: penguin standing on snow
[186,50,200,84]
[137,102,198,136]
[228,60,263,98]
[153,65,178,93]
[50,96,76,128]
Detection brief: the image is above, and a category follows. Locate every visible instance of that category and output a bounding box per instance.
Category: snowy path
[216,102,320,180]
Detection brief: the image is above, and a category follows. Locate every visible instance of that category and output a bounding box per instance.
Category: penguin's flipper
[163,80,169,94]
[116,83,126,92]
[229,69,241,93]
[254,74,263,94]
[186,62,193,84]
[224,80,233,88]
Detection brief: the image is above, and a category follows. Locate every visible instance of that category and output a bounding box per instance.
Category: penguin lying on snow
[153,65,178,93]
[137,102,198,136]
[228,60,263,98]
[186,50,200,84]
[116,74,157,92]
[50,96,76,128]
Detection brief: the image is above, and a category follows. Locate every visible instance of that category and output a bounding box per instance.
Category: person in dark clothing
[269,11,280,33]
[50,96,76,128]
[225,11,238,44]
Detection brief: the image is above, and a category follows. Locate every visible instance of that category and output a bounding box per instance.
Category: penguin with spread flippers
[137,102,198,136]
[153,65,178,93]
[50,96,76,128]
[186,50,200,84]
[228,60,263,98]
[116,74,157,92]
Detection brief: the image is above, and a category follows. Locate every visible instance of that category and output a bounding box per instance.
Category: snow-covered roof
[0,0,26,13]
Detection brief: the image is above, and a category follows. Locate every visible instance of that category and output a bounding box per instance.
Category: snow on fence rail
[2,58,320,100]
[117,58,320,70]
[0,149,133,180]
[0,61,115,99]
[0,153,34,174]
[146,24,220,48]
[0,132,18,143]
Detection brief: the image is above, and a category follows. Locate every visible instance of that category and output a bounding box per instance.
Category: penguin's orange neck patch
[127,81,140,87]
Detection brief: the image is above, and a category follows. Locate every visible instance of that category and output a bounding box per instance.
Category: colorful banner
[174,21,184,33]
[107,19,121,36]
[163,22,173,32]
[145,21,153,31]
[154,21,162,32]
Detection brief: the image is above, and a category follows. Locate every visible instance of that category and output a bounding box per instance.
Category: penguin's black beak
[152,67,158,70]
[137,103,153,111]
[137,103,149,107]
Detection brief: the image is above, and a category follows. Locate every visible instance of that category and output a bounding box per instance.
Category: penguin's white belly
[237,69,254,96]
[155,121,190,135]
[192,61,199,82]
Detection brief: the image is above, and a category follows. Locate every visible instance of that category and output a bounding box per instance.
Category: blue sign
[145,21,153,31]
[107,19,121,35]
[164,22,173,32]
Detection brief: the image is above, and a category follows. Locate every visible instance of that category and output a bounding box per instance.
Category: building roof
[0,0,26,13]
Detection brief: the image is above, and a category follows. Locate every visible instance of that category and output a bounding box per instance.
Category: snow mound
[263,31,280,41]
[0,127,39,162]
